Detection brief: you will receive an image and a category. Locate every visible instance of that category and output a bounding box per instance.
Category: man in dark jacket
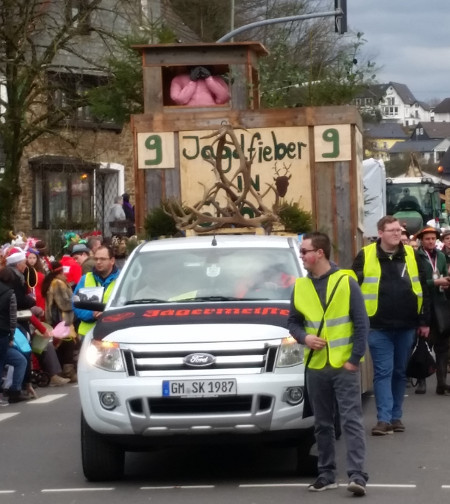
[352,216,430,436]
[0,268,17,405]
[416,226,450,395]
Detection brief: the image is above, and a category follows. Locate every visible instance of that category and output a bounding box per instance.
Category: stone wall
[13,123,135,236]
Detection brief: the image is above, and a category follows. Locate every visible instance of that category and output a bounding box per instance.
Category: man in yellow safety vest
[288,232,369,496]
[73,245,120,338]
[352,216,430,436]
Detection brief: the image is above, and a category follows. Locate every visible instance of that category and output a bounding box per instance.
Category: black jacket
[0,281,16,340]
[352,241,430,329]
[8,266,35,310]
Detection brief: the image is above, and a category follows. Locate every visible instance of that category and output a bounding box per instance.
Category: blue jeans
[5,347,27,391]
[368,328,415,423]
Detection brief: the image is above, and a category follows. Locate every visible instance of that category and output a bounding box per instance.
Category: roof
[364,123,408,139]
[389,139,442,154]
[355,84,386,101]
[386,82,417,105]
[415,122,450,139]
[433,98,450,114]
[355,81,423,107]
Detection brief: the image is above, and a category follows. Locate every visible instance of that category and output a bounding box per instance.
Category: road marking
[0,412,20,422]
[141,486,176,490]
[141,485,215,490]
[364,484,416,488]
[29,394,67,404]
[240,483,417,489]
[41,488,114,492]
[0,490,15,494]
[240,483,308,488]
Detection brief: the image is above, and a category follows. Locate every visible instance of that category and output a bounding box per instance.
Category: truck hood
[93,302,290,343]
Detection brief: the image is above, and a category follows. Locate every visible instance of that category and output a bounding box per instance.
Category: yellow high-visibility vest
[78,272,116,337]
[293,271,354,369]
[361,242,423,316]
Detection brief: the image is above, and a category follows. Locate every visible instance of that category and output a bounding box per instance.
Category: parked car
[76,234,315,481]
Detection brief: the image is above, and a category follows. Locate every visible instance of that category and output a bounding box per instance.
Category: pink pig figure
[170,66,230,107]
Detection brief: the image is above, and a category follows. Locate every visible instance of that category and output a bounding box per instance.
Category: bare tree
[0,0,151,231]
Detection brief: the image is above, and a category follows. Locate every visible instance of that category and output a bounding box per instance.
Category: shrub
[278,202,313,234]
[144,205,178,239]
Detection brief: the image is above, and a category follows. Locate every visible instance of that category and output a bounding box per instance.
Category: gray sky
[347,0,450,104]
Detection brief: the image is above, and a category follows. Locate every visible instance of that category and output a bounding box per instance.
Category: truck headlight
[276,336,304,367]
[86,340,125,372]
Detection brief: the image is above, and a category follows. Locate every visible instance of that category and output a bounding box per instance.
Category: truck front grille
[122,342,279,376]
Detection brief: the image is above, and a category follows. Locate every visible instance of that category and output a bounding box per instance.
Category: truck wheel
[296,427,318,476]
[81,414,125,481]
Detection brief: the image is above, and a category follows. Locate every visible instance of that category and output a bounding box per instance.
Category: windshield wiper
[178,296,270,302]
[125,298,167,305]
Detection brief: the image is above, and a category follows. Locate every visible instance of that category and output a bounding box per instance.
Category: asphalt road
[1,376,450,504]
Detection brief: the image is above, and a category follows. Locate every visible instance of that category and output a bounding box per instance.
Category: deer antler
[166,124,280,233]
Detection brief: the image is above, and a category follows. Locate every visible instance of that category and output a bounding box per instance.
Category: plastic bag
[52,321,71,339]
[13,327,32,354]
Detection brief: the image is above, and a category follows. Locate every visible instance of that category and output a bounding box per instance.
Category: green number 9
[144,135,163,166]
[322,128,340,158]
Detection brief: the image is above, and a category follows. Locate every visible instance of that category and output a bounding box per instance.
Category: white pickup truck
[77,234,315,481]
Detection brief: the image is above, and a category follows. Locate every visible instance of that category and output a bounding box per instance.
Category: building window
[387,97,395,106]
[31,160,96,229]
[382,106,398,116]
[47,72,119,130]
[365,98,373,105]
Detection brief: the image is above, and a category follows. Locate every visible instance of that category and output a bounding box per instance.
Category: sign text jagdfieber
[181,130,307,172]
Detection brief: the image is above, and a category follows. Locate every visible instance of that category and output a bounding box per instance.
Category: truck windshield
[386,182,437,221]
[111,247,300,306]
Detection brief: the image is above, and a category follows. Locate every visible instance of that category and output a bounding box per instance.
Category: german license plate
[162,379,237,397]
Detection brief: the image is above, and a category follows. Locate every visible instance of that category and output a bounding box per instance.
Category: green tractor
[386,176,447,235]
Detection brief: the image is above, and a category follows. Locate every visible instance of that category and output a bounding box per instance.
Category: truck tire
[81,414,125,481]
[296,427,318,476]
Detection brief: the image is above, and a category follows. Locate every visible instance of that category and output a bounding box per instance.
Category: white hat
[6,247,27,265]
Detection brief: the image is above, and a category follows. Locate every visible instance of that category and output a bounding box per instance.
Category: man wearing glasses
[73,245,120,339]
[288,232,369,496]
[352,216,430,436]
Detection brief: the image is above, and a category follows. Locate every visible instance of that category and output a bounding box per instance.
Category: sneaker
[371,421,393,436]
[0,397,9,407]
[347,479,366,496]
[49,375,71,387]
[308,477,338,492]
[391,419,405,432]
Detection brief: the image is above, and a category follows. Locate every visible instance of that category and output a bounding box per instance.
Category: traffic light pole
[217,5,346,43]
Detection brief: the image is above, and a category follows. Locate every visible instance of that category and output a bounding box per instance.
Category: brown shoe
[371,421,393,436]
[49,375,70,387]
[391,419,405,432]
